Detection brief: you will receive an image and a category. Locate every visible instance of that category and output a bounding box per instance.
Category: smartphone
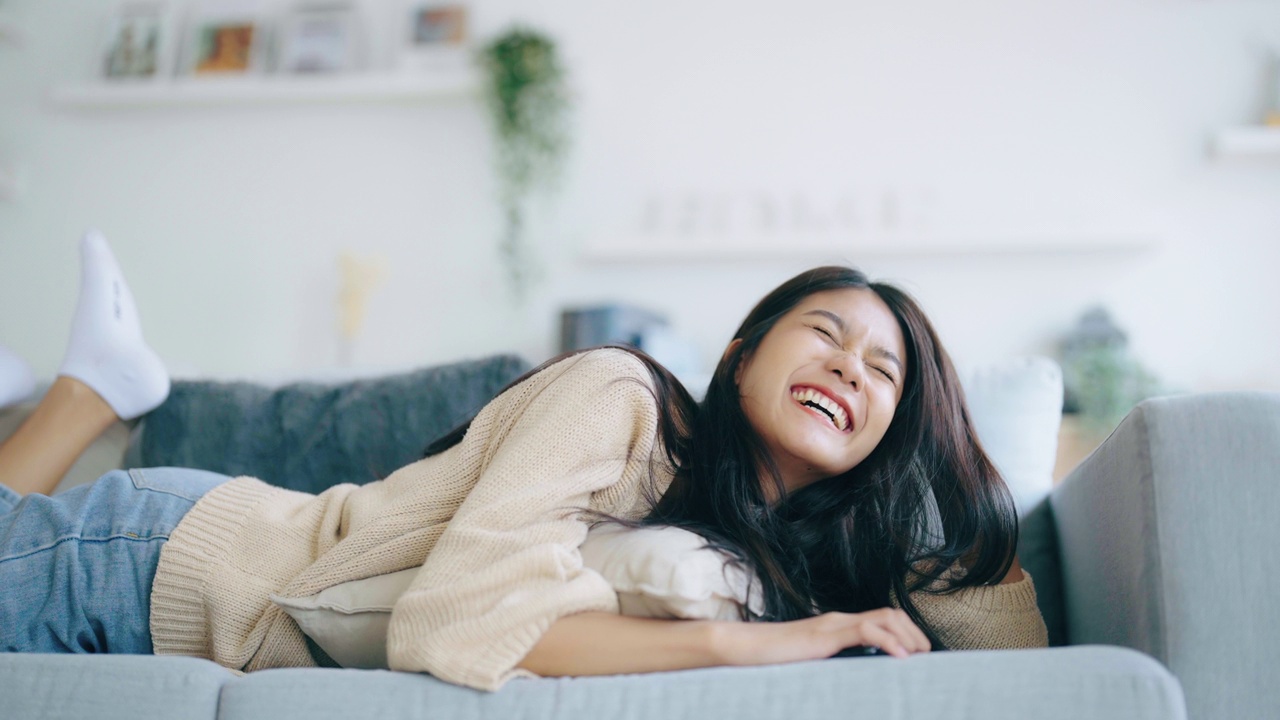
[832,645,888,658]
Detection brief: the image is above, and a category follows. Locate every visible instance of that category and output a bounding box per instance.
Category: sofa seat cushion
[0,654,233,720]
[217,646,1181,720]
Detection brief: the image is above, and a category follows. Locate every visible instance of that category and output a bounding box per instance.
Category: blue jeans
[0,467,230,654]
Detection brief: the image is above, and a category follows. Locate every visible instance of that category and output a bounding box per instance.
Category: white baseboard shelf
[1212,126,1280,158]
[581,233,1159,263]
[50,72,481,109]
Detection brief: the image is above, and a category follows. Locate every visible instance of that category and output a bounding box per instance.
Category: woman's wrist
[703,620,739,666]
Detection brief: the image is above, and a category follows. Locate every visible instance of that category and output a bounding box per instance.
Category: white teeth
[791,388,849,431]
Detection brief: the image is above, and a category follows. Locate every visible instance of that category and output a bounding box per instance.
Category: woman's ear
[723,338,743,362]
[724,338,745,384]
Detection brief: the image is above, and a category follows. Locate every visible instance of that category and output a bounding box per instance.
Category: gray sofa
[2,355,1276,720]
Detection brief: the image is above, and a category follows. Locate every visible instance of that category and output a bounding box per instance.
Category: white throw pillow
[579,524,762,621]
[273,523,762,669]
[959,356,1063,517]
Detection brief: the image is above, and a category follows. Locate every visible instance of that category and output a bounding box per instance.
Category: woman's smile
[789,385,854,433]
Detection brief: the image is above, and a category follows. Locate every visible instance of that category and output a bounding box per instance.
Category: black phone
[832,645,888,658]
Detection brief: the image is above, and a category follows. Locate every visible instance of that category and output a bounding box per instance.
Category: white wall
[1,0,1278,393]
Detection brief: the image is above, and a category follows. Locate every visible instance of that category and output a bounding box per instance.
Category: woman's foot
[0,344,36,409]
[57,230,169,421]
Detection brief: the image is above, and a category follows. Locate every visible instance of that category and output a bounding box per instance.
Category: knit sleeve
[384,350,661,691]
[899,570,1049,651]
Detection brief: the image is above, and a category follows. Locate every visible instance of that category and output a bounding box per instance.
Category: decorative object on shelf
[1263,34,1280,127]
[559,305,704,391]
[478,26,569,298]
[397,2,469,71]
[179,1,271,77]
[336,250,387,367]
[99,2,172,80]
[1058,307,1162,436]
[559,305,668,354]
[275,3,363,75]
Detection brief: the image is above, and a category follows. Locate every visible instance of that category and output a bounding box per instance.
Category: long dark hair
[427,266,1018,649]
[646,266,1018,647]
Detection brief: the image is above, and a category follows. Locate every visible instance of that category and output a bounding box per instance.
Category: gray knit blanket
[127,355,530,495]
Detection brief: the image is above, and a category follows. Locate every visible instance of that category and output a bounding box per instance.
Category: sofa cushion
[0,654,232,720]
[217,646,1183,720]
[959,355,1063,516]
[127,354,530,492]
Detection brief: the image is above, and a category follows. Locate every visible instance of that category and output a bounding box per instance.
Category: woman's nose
[828,354,864,389]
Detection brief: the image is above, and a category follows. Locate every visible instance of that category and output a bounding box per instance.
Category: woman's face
[735,287,908,494]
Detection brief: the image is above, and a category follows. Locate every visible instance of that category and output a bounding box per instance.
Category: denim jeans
[0,467,230,654]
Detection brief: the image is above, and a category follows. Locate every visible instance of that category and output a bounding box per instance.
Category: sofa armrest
[1051,391,1280,720]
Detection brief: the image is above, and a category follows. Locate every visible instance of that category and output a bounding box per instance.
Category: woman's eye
[873,366,896,383]
[812,326,837,342]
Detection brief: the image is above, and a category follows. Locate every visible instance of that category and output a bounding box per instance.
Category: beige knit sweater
[150,348,1047,692]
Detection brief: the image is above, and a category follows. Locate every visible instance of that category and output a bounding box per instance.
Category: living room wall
[0,0,1277,394]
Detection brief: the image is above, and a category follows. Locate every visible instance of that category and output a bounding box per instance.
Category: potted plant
[477,26,569,298]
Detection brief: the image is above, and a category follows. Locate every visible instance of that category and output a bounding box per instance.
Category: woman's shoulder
[534,347,656,390]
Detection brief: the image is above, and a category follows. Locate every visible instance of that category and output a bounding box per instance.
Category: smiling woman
[626,267,1035,644]
[0,248,1043,693]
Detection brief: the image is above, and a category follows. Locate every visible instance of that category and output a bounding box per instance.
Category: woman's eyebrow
[802,309,846,332]
[802,309,903,375]
[869,347,904,376]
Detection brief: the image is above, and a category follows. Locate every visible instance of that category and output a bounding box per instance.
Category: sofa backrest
[126,354,531,493]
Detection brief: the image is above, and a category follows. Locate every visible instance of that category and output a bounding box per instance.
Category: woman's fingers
[886,609,931,652]
[836,608,931,657]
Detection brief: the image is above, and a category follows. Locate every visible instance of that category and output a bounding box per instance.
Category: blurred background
[1,0,1277,409]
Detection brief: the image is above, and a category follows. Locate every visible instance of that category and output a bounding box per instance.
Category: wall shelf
[580,232,1160,264]
[49,72,481,109]
[1212,126,1280,158]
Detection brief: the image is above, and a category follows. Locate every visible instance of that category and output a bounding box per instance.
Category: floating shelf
[1212,126,1280,158]
[50,72,481,109]
[581,232,1160,264]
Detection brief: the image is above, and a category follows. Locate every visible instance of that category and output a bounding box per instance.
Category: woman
[0,232,1046,692]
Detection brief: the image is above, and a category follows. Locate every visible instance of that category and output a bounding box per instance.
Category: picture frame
[396,2,469,72]
[178,1,271,77]
[99,2,173,81]
[275,3,363,75]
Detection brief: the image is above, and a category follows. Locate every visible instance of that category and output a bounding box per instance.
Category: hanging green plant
[478,27,570,298]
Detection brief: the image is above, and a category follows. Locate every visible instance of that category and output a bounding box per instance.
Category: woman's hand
[714,608,932,665]
[519,609,930,679]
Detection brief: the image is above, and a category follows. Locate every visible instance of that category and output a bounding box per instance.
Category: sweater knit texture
[150,348,1047,691]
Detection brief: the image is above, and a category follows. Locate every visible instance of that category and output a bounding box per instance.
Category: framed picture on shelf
[99,2,173,81]
[397,2,469,72]
[178,1,270,77]
[275,3,363,75]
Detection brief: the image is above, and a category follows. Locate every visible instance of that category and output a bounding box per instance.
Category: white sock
[0,343,36,409]
[58,230,170,420]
